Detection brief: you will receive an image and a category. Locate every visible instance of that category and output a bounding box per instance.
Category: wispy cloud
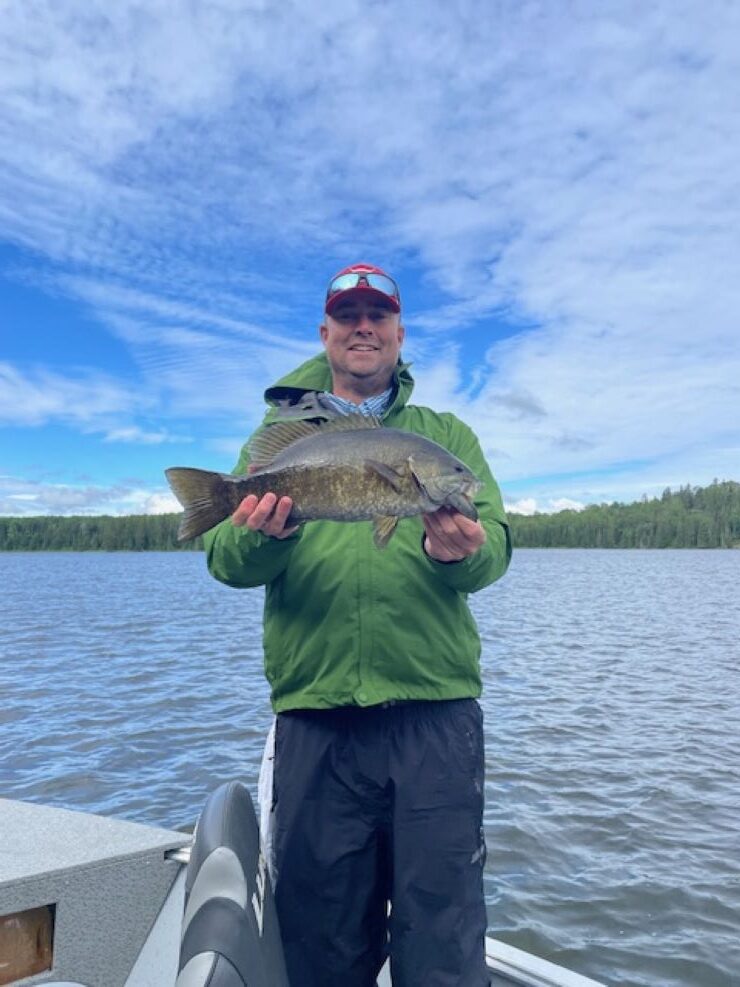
[0,362,185,445]
[0,361,142,427]
[0,474,178,516]
[102,426,191,445]
[1,0,738,508]
[48,275,319,422]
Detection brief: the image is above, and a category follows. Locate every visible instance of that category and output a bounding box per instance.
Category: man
[203,263,511,986]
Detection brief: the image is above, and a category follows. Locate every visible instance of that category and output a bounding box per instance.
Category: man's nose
[355,314,375,331]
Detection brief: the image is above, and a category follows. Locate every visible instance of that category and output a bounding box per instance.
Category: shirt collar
[320,385,394,418]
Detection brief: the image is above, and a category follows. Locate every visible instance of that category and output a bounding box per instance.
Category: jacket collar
[262,353,414,422]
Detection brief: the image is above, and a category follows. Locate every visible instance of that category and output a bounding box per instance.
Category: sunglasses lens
[364,274,399,299]
[327,272,400,301]
[327,274,361,296]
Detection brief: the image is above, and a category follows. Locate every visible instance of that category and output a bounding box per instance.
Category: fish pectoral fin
[365,459,405,492]
[373,515,400,549]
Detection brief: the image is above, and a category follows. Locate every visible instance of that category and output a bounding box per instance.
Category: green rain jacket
[204,354,511,713]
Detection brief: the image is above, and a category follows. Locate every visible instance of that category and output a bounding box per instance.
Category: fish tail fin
[165,467,233,541]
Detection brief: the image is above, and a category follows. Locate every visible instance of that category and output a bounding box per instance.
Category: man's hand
[232,493,299,539]
[422,507,486,562]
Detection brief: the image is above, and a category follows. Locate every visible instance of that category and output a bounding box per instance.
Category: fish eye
[454,466,465,472]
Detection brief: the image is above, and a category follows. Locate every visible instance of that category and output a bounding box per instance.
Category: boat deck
[0,796,606,987]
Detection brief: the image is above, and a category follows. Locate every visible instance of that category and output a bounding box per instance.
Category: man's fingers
[271,496,293,527]
[422,514,461,560]
[423,513,458,552]
[263,497,297,537]
[233,492,298,538]
[425,509,466,546]
[232,493,259,526]
[231,492,278,529]
[423,508,486,561]
[246,493,278,530]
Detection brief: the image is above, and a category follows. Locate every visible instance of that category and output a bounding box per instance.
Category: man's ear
[320,322,328,344]
[397,323,405,346]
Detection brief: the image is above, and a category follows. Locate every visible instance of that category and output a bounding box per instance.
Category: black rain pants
[272,698,489,987]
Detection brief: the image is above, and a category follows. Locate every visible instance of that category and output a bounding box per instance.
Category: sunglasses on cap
[325,271,401,310]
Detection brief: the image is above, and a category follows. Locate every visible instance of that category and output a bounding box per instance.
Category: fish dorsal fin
[248,420,321,469]
[248,413,382,470]
[319,412,383,432]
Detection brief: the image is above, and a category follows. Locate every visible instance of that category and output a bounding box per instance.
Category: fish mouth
[457,491,479,520]
[442,485,479,521]
[453,479,482,518]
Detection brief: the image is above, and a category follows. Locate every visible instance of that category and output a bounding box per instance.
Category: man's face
[320,297,405,388]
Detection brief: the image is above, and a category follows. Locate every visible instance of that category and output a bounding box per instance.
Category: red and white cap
[325,263,401,314]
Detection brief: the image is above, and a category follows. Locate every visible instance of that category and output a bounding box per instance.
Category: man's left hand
[422,508,486,562]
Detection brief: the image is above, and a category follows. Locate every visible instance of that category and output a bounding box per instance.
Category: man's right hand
[232,493,299,539]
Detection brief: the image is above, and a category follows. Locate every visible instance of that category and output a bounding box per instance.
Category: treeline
[0,513,201,551]
[1,481,738,550]
[509,481,740,549]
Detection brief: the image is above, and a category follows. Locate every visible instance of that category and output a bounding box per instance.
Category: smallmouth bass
[165,413,480,548]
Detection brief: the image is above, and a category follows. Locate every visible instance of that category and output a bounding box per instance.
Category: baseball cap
[325,263,401,314]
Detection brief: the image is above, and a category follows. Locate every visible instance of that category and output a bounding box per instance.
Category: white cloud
[550,498,586,513]
[0,361,141,427]
[506,498,538,516]
[0,474,179,516]
[141,491,180,514]
[1,0,739,503]
[102,426,191,445]
[37,275,319,422]
[0,362,189,444]
[506,497,586,516]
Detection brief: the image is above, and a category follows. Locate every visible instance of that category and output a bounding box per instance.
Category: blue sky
[1,0,738,517]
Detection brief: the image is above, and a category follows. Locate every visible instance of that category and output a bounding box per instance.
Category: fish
[165,413,481,548]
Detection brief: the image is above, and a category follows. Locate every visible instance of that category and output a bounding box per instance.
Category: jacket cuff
[421,523,510,593]
[204,518,302,588]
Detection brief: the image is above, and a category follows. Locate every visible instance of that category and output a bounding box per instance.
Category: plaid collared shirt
[319,385,394,419]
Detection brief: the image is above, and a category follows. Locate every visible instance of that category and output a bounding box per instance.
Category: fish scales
[165,414,481,547]
[248,428,438,521]
[241,460,424,523]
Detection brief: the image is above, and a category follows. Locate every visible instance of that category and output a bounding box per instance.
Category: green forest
[0,512,203,552]
[510,480,740,548]
[0,480,738,551]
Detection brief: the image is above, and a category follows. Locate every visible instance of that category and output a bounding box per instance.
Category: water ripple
[1,548,739,987]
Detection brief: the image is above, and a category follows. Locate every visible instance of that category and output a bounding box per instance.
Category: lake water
[1,549,738,987]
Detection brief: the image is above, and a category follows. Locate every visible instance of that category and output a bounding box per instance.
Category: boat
[0,787,606,987]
